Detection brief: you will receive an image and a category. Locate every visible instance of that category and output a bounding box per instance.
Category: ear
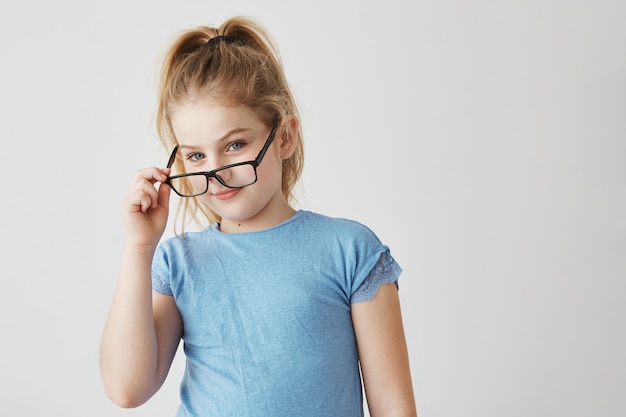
[277,115,299,159]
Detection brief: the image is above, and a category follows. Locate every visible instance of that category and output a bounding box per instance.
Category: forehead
[171,99,265,143]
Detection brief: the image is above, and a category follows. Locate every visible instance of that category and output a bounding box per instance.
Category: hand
[122,167,172,248]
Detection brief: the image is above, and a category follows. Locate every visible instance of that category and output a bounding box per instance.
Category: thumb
[157,180,171,211]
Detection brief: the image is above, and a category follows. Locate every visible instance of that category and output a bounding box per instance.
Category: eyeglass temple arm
[166,145,179,169]
[254,123,278,165]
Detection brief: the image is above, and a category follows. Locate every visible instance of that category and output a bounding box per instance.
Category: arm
[352,282,418,417]
[99,167,182,408]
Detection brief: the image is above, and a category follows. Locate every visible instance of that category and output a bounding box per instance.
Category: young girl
[100,16,417,417]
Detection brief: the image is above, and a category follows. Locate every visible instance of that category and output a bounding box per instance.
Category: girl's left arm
[352,282,418,417]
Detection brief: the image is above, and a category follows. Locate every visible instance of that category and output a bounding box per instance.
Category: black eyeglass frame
[164,122,279,197]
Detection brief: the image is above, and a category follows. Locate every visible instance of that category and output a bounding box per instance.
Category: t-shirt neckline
[210,209,306,236]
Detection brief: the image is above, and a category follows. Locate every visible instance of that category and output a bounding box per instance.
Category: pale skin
[99,99,417,416]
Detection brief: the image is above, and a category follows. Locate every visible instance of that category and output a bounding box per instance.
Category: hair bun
[207,35,238,47]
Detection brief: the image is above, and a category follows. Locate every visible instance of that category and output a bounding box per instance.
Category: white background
[1,1,624,416]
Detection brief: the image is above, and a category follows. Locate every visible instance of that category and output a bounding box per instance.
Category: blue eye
[228,142,244,152]
[187,153,205,161]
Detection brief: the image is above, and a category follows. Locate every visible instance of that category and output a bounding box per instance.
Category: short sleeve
[350,250,402,303]
[152,244,173,296]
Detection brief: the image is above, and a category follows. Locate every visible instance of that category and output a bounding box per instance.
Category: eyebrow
[177,127,252,150]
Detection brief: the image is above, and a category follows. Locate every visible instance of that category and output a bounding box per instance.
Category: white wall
[0,1,624,416]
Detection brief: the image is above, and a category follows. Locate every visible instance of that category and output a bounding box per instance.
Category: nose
[204,154,227,172]
[195,155,227,176]
[207,168,231,192]
[207,176,222,187]
[215,167,232,183]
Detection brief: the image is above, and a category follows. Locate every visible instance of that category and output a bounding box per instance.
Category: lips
[212,188,241,201]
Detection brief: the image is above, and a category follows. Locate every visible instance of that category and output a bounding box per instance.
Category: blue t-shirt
[152,210,402,417]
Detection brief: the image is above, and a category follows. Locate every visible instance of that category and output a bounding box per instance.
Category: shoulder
[158,230,200,247]
[298,210,383,245]
[299,211,393,289]
[301,210,378,233]
[154,229,208,262]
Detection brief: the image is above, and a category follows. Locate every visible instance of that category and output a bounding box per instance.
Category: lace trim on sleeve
[351,250,402,304]
[152,273,173,296]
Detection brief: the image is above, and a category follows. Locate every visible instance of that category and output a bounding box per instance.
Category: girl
[99,16,417,417]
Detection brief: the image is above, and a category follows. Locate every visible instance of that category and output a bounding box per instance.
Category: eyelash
[184,142,246,161]
[228,142,245,152]
[186,153,204,161]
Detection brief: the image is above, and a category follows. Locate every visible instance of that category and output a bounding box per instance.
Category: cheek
[256,155,283,187]
[188,176,208,193]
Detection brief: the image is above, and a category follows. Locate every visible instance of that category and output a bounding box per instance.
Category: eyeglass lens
[168,164,257,197]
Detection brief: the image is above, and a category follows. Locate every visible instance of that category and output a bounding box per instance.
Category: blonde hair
[155,16,304,234]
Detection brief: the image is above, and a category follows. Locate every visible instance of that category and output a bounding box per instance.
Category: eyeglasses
[164,122,278,197]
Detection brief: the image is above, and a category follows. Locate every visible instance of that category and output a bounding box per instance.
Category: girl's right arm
[99,167,183,408]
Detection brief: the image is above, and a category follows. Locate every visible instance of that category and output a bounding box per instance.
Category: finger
[139,192,152,213]
[157,180,171,211]
[125,167,171,212]
[124,184,157,213]
[155,167,171,184]
[133,167,169,186]
[131,179,159,202]
[152,168,171,210]
[123,190,150,214]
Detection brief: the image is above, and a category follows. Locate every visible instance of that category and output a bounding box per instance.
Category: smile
[212,188,241,201]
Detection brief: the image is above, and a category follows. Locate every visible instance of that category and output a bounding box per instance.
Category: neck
[218,200,296,234]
